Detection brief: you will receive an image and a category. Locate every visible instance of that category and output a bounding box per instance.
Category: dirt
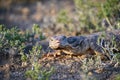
[1,54,120,80]
[39,55,120,80]
[0,54,26,80]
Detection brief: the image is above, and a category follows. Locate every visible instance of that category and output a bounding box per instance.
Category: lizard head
[49,35,78,50]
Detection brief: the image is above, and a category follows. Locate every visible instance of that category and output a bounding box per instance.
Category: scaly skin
[49,30,120,58]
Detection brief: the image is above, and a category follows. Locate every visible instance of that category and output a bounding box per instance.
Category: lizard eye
[67,37,77,43]
[50,37,54,41]
[51,39,53,41]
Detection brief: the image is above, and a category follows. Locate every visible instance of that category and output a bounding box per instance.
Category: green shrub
[25,45,54,80]
[115,74,120,80]
[32,24,45,40]
[100,0,120,29]
[25,63,54,80]
[0,25,26,53]
[0,24,45,54]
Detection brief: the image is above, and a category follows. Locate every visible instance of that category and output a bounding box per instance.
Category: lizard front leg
[46,49,65,57]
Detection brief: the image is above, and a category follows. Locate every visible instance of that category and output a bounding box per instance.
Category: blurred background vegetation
[0,0,120,36]
[0,0,120,80]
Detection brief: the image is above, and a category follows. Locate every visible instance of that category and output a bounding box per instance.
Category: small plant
[21,52,28,62]
[81,56,102,73]
[25,63,54,80]
[0,24,45,52]
[115,74,120,80]
[25,63,41,80]
[32,24,45,40]
[111,53,120,67]
[0,25,27,54]
[0,24,46,65]
[29,44,42,63]
[97,32,120,66]
[25,45,54,80]
[81,56,102,80]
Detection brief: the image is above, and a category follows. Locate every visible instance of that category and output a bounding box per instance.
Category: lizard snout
[49,35,67,49]
[49,37,61,49]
